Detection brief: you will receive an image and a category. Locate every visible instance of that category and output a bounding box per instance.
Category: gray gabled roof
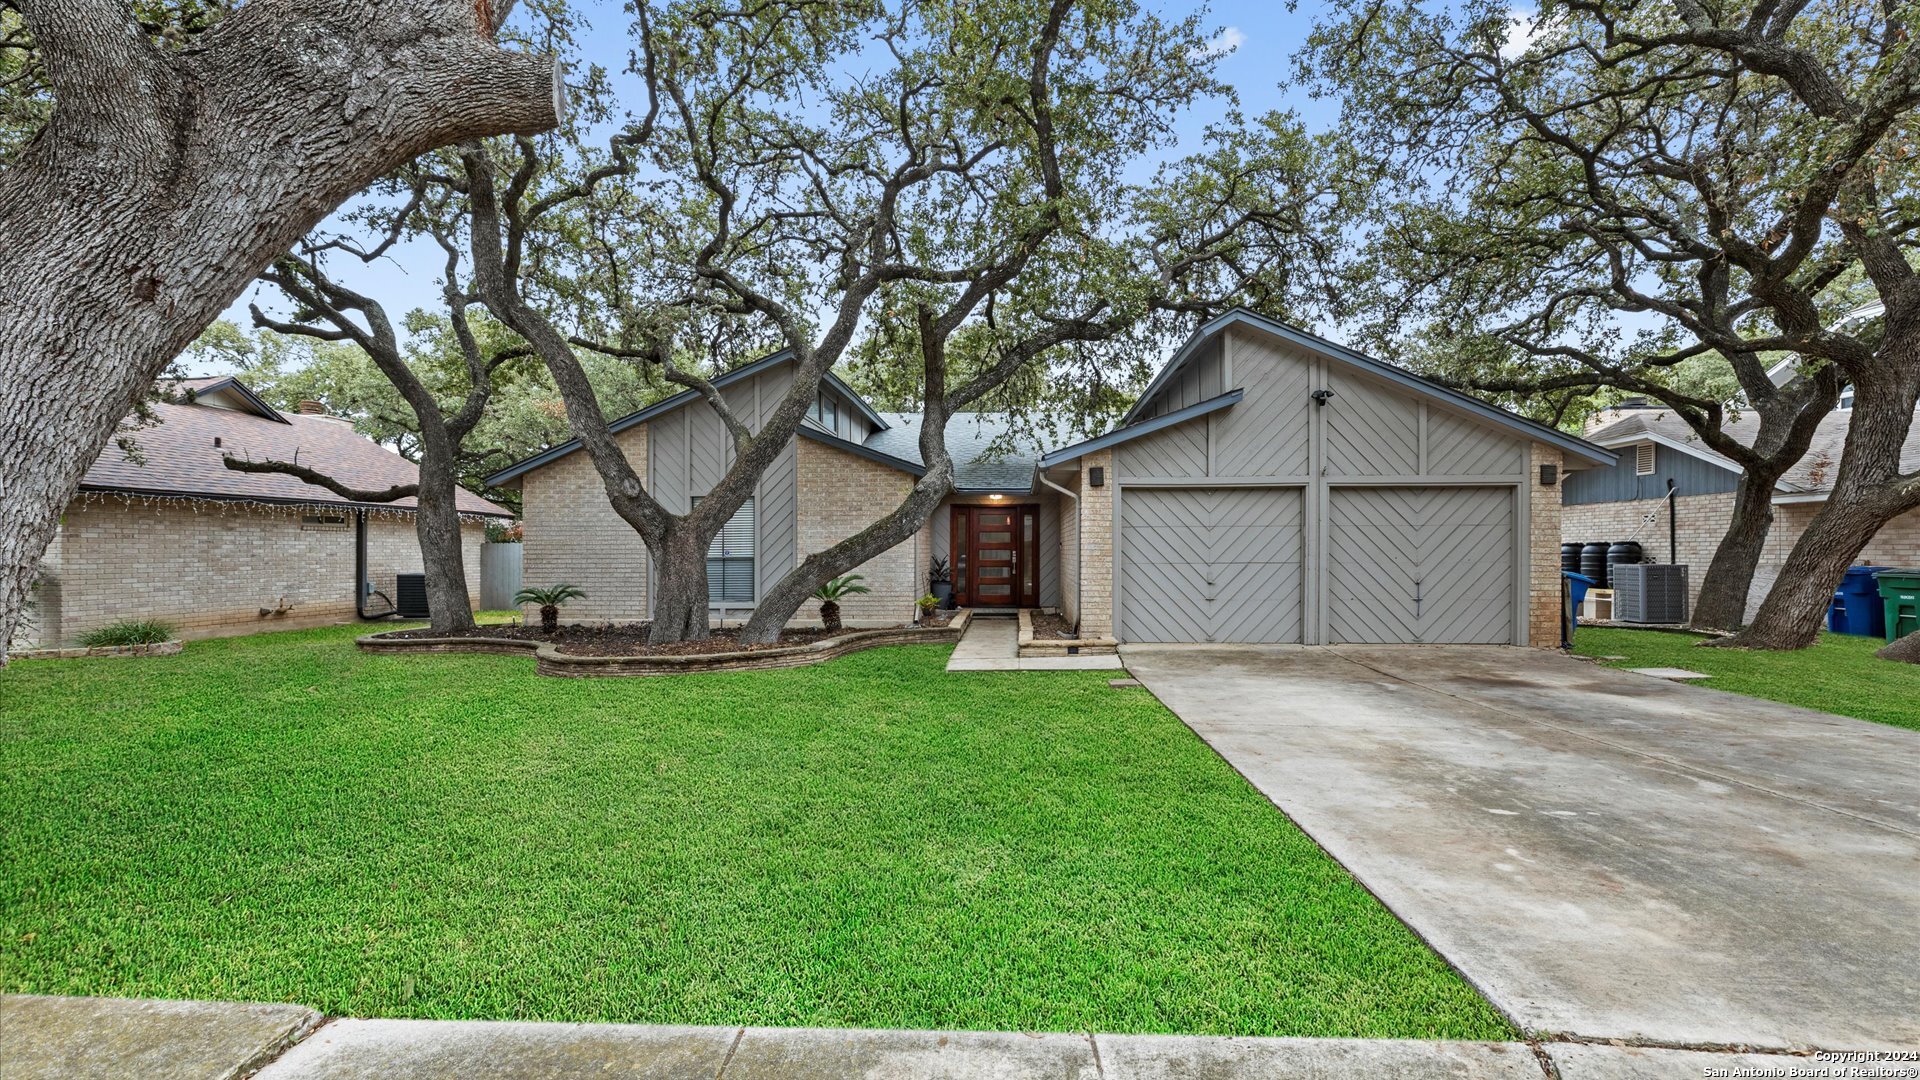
[1124,308,1617,468]
[865,412,1059,491]
[483,350,888,486]
[1039,390,1243,468]
[1586,403,1920,496]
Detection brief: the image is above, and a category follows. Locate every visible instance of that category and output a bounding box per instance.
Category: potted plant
[915,594,942,625]
[813,574,869,633]
[927,557,954,609]
[513,583,586,634]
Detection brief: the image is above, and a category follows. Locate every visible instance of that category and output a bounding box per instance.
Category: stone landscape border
[1017,608,1118,657]
[13,640,184,661]
[357,611,970,678]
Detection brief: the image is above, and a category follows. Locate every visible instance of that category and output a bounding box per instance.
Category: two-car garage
[1116,485,1516,645]
[1044,312,1618,647]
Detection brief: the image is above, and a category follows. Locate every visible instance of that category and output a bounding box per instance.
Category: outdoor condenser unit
[1612,564,1689,624]
[394,573,431,619]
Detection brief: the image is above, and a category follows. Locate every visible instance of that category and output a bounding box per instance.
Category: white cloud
[1499,9,1539,59]
[1196,26,1246,60]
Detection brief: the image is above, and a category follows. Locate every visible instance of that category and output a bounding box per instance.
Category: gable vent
[1635,443,1656,476]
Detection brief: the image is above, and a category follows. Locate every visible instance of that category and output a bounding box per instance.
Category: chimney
[296,400,327,416]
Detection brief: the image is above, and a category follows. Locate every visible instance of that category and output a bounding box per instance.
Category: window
[697,497,755,605]
[1635,443,1656,476]
[1839,386,1854,410]
[810,391,839,433]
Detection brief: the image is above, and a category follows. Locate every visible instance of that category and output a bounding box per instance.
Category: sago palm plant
[812,574,869,634]
[513,583,586,634]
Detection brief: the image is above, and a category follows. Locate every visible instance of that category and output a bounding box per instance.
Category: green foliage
[0,623,1512,1036]
[915,594,940,614]
[811,575,870,603]
[1574,628,1920,731]
[513,583,586,608]
[74,619,174,648]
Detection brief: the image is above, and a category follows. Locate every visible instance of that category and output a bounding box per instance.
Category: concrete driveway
[1122,644,1920,1052]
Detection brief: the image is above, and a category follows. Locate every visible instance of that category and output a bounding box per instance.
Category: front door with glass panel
[955,505,1038,607]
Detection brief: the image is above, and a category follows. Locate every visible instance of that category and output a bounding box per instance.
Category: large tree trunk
[739,465,954,646]
[1689,470,1781,631]
[414,437,479,635]
[0,1,557,664]
[1718,364,1920,650]
[649,526,713,645]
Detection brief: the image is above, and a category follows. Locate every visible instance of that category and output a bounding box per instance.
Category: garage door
[1327,487,1514,644]
[1119,488,1303,643]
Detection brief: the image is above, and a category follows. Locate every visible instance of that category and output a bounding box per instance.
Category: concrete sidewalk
[0,995,1841,1079]
[946,615,1125,671]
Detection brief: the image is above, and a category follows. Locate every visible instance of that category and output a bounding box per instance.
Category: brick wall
[1075,450,1114,639]
[33,496,485,645]
[517,423,650,623]
[1528,444,1564,647]
[1562,491,1920,619]
[1055,473,1081,627]
[794,438,923,626]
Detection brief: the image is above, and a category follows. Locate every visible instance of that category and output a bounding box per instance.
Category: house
[486,309,1616,646]
[1563,400,1920,613]
[24,377,511,646]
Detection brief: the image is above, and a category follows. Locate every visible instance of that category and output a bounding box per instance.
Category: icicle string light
[72,489,504,525]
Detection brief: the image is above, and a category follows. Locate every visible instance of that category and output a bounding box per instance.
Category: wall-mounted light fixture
[988,493,1004,501]
[1540,464,1558,487]
[1311,389,1336,407]
[1089,467,1105,488]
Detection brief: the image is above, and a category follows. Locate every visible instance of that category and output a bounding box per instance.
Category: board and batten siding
[1109,324,1535,644]
[1561,441,1740,505]
[645,365,801,612]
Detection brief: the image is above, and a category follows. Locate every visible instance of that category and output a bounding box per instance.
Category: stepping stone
[1108,678,1144,688]
[1626,667,1711,680]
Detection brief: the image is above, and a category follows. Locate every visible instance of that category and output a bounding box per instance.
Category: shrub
[76,619,175,648]
[513,583,586,634]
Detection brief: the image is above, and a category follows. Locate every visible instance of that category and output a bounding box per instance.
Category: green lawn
[0,624,1510,1038]
[1573,626,1920,731]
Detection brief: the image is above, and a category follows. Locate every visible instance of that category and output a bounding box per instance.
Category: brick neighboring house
[489,309,1614,646]
[1562,401,1920,615]
[24,377,510,647]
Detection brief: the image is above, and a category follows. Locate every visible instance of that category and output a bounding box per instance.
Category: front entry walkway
[946,614,1124,671]
[1123,644,1920,1052]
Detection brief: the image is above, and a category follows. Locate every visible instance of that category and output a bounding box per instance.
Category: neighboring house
[1562,401,1920,612]
[490,308,1614,646]
[26,377,511,647]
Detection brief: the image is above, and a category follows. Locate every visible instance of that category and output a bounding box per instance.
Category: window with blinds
[698,497,755,604]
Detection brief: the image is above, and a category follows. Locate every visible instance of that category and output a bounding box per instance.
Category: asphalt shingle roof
[82,394,511,517]
[1585,405,1920,494]
[865,412,1063,491]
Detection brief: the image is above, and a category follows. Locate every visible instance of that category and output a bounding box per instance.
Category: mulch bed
[1029,611,1076,640]
[375,622,907,657]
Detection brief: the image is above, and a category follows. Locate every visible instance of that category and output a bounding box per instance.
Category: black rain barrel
[1607,541,1644,584]
[1561,542,1584,575]
[1580,542,1611,588]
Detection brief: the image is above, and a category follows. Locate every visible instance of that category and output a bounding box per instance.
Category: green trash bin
[1876,569,1920,643]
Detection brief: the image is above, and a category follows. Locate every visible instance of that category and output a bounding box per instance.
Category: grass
[0,623,1510,1038]
[74,618,175,648]
[1573,626,1920,731]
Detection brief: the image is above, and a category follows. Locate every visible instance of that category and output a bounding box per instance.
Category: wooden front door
[955,505,1039,608]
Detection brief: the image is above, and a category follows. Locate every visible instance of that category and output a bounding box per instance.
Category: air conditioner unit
[394,573,431,619]
[1613,564,1688,624]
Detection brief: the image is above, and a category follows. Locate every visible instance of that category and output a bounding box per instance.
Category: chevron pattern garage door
[1119,488,1303,643]
[1327,487,1514,644]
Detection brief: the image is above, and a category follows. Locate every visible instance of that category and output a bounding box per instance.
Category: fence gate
[479,542,524,610]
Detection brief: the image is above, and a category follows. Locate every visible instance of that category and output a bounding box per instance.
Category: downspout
[1038,472,1080,632]
[1666,479,1680,564]
[355,509,398,620]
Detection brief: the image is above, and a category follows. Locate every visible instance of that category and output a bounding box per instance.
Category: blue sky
[207,2,1346,371]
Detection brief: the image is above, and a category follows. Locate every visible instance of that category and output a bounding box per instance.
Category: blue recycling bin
[1563,570,1598,626]
[1827,592,1847,633]
[1837,565,1889,637]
